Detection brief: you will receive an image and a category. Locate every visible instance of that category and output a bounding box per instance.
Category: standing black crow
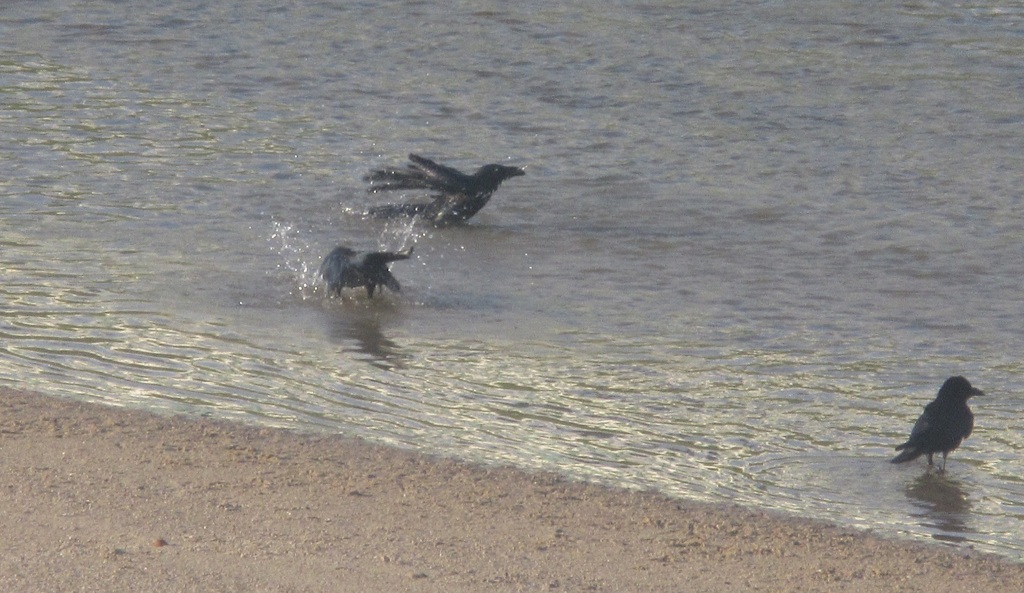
[318,245,413,298]
[365,154,525,226]
[891,376,984,471]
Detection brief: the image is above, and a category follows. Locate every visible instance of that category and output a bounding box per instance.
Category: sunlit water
[2,0,1024,560]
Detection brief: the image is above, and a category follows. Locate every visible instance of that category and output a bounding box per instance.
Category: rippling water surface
[3,0,1024,559]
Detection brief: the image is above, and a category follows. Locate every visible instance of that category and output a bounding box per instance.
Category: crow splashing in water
[318,245,413,299]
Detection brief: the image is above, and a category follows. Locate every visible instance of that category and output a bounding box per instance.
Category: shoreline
[2,388,1022,592]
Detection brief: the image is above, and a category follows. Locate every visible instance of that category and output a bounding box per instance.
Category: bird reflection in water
[324,307,407,371]
[905,471,974,543]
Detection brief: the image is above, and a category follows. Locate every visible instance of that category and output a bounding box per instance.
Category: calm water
[3,0,1024,559]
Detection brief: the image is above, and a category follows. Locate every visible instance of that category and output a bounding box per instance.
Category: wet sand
[2,388,1022,592]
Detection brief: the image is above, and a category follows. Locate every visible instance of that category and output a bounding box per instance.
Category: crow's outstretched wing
[365,154,466,194]
[406,154,467,192]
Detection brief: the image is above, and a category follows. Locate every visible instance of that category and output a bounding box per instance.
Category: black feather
[366,154,524,226]
[318,246,413,299]
[891,376,983,471]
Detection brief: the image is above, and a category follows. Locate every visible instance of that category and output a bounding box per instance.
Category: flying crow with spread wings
[365,154,524,226]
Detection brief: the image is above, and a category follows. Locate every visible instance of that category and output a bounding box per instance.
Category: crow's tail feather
[890,447,923,464]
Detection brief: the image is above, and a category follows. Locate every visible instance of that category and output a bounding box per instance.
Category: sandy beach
[1,388,1022,592]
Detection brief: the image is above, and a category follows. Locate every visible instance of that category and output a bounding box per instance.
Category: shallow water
[3,0,1024,559]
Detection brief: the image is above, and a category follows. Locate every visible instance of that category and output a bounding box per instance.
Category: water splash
[269,220,319,299]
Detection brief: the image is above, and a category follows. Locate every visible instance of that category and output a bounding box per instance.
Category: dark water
[2,0,1023,559]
